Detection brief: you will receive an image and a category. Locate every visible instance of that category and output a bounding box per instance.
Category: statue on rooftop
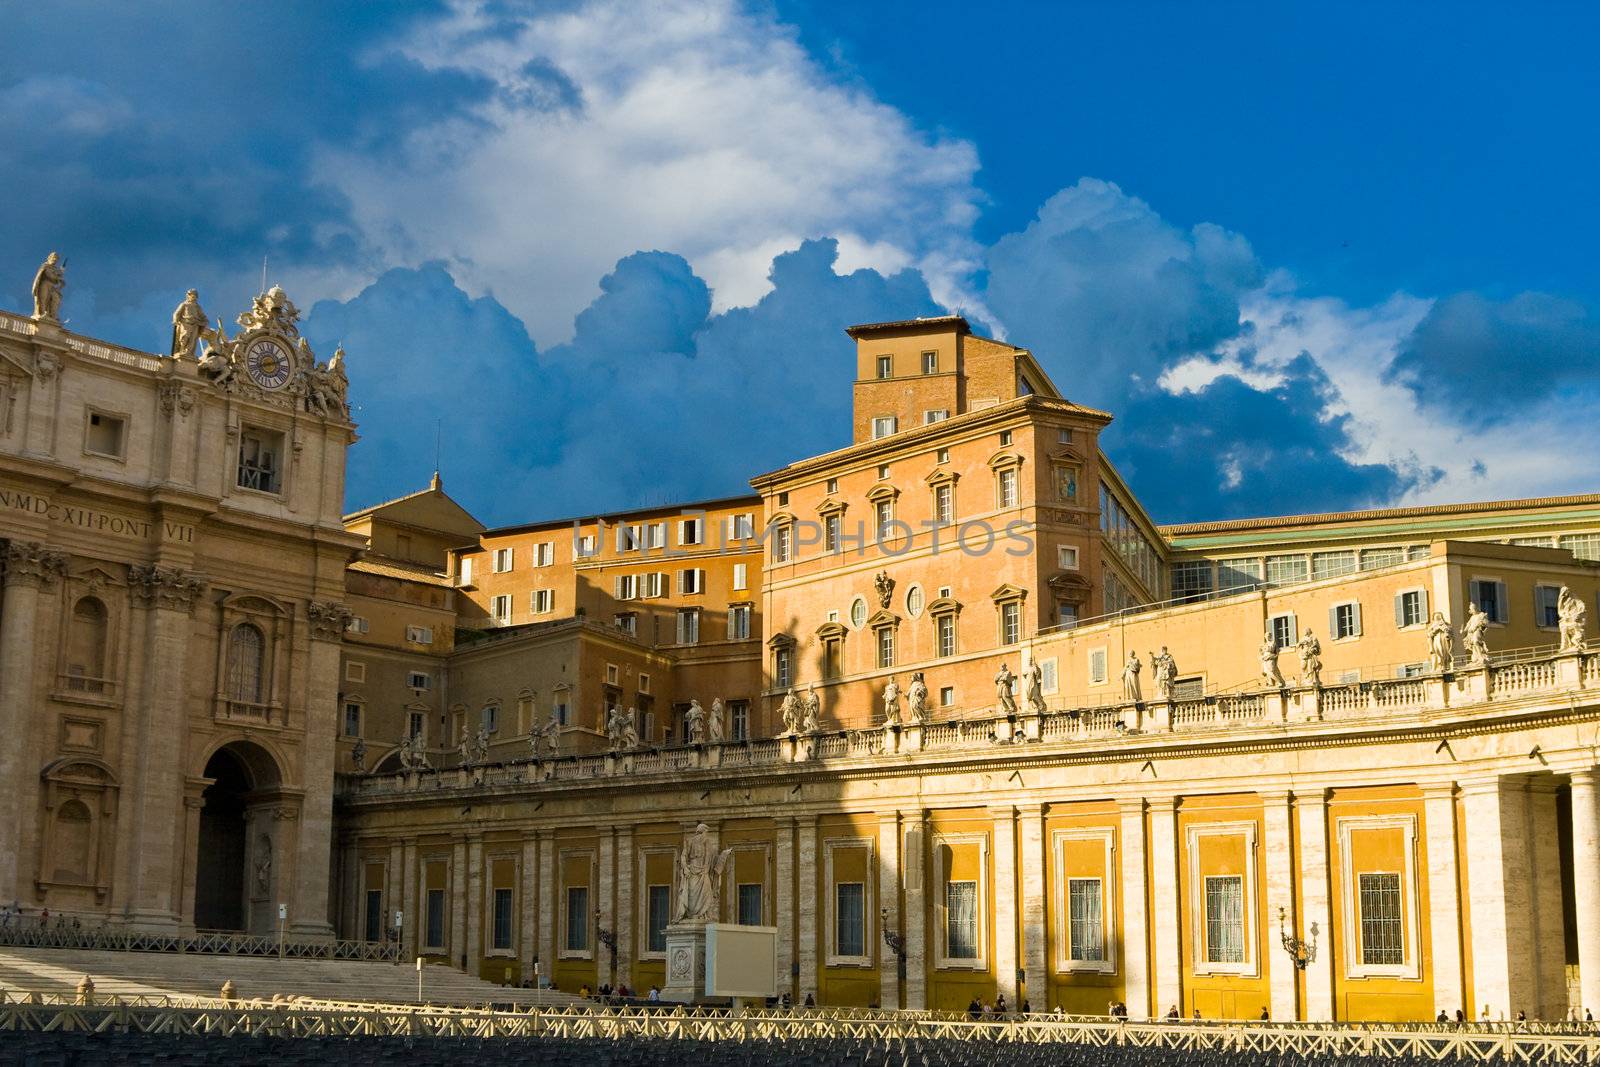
[1151,647,1177,701]
[532,713,560,758]
[31,252,64,321]
[1260,634,1285,689]
[908,672,931,724]
[1559,586,1589,653]
[995,663,1018,716]
[621,707,640,750]
[170,289,210,359]
[800,684,821,733]
[606,705,628,751]
[1428,612,1456,672]
[708,698,726,743]
[685,698,706,743]
[1297,629,1323,687]
[1025,660,1048,715]
[882,677,901,726]
[779,688,802,735]
[1463,603,1491,666]
[1122,652,1142,703]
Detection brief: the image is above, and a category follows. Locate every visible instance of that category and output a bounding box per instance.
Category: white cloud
[316,0,983,343]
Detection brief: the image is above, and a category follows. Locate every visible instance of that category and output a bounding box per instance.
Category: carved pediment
[766,511,797,528]
[767,632,797,650]
[990,583,1028,604]
[42,756,118,787]
[220,592,289,617]
[988,450,1025,471]
[815,621,848,640]
[815,497,847,516]
[1048,571,1092,598]
[927,596,962,617]
[923,467,959,487]
[865,482,899,502]
[866,608,899,629]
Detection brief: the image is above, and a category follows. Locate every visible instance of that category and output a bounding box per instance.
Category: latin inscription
[0,487,194,543]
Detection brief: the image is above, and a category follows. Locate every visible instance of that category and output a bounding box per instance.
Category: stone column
[615,826,634,992]
[877,812,902,1009]
[1527,779,1568,1019]
[178,793,205,931]
[125,564,205,928]
[1462,778,1536,1019]
[537,831,556,985]
[519,837,538,974]
[0,544,62,900]
[450,837,468,969]
[1422,785,1464,1018]
[991,805,1020,1008]
[387,841,404,943]
[598,828,616,988]
[796,816,819,1002]
[401,841,418,960]
[774,817,795,1001]
[291,600,349,937]
[1118,799,1151,1019]
[1261,791,1298,1020]
[465,834,484,976]
[1148,797,1183,1017]
[1296,789,1334,1021]
[1570,770,1600,1020]
[339,841,359,939]
[903,814,928,1010]
[1018,804,1048,1010]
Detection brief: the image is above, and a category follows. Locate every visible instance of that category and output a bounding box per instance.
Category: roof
[475,491,764,540]
[343,474,486,536]
[348,556,455,588]
[1162,491,1600,540]
[845,315,972,339]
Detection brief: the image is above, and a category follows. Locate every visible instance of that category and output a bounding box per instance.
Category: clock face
[244,339,293,390]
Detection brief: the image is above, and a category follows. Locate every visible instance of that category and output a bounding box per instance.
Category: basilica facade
[8,259,1600,1024]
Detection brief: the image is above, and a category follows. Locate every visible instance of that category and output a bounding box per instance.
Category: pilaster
[598,828,616,987]
[774,817,795,1000]
[1261,791,1298,1020]
[615,826,634,992]
[0,542,63,900]
[465,834,484,975]
[1118,799,1151,1019]
[450,837,468,969]
[1422,785,1464,1018]
[1527,779,1568,1019]
[537,831,556,985]
[1148,797,1182,1017]
[290,599,349,938]
[1570,770,1600,1020]
[1461,777,1536,1019]
[401,841,418,960]
[1296,788,1334,1021]
[902,814,927,1010]
[795,815,819,1002]
[876,811,901,1009]
[519,837,538,975]
[990,804,1019,1008]
[1017,803,1047,1010]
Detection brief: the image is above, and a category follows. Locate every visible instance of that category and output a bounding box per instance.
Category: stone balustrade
[342,649,1600,802]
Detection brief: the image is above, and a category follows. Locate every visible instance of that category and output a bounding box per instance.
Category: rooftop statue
[995,664,1018,716]
[1297,629,1322,687]
[170,289,210,359]
[1463,603,1491,666]
[908,672,931,724]
[882,677,901,726]
[1260,634,1285,688]
[1428,612,1456,673]
[1026,659,1048,715]
[1122,652,1142,703]
[1559,586,1589,654]
[31,252,64,322]
[708,698,725,743]
[800,685,820,733]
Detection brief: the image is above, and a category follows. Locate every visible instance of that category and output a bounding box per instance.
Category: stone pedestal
[663,923,708,1003]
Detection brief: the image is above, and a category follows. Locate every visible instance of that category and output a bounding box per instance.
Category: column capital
[1117,797,1147,817]
[306,599,353,642]
[1013,802,1046,819]
[2,540,66,588]
[1258,789,1293,807]
[1419,781,1458,801]
[988,804,1018,821]
[1570,768,1599,790]
[1458,777,1504,798]
[1145,795,1179,814]
[127,563,207,612]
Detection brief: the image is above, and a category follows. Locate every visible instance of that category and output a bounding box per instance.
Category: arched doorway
[194,741,280,933]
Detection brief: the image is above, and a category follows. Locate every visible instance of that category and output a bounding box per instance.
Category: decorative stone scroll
[2,541,67,588]
[126,564,207,611]
[306,599,354,642]
[157,379,197,418]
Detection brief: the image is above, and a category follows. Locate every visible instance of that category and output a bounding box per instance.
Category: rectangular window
[876,626,895,669]
[407,671,431,691]
[1312,551,1357,580]
[737,884,763,926]
[1203,875,1245,964]
[872,415,898,439]
[1056,601,1079,629]
[1358,872,1404,966]
[1331,601,1363,640]
[773,524,792,563]
[576,534,597,558]
[824,637,842,680]
[1535,584,1562,628]
[565,886,589,952]
[939,686,955,707]
[614,574,638,600]
[1217,558,1263,593]
[408,711,425,740]
[425,887,446,950]
[924,409,949,425]
[730,512,756,540]
[936,614,956,658]
[481,704,498,733]
[835,883,865,957]
[1089,647,1108,685]
[647,884,670,952]
[999,430,1013,446]
[1000,602,1021,645]
[727,603,752,640]
[343,702,362,738]
[492,887,514,950]
[345,661,366,682]
[532,589,555,614]
[729,700,750,741]
[1263,554,1308,585]
[364,890,383,942]
[1560,533,1600,561]
[644,522,666,550]
[1269,612,1297,649]
[1469,578,1509,623]
[534,542,554,567]
[679,517,703,546]
[1171,561,1214,603]
[876,355,892,379]
[825,514,842,552]
[84,410,126,458]
[732,563,748,590]
[1395,589,1425,629]
[676,608,700,645]
[875,498,893,537]
[492,547,514,572]
[1359,547,1405,571]
[678,568,705,595]
[617,524,641,552]
[775,648,793,689]
[614,612,636,634]
[237,427,284,494]
[457,556,474,586]
[491,596,512,624]
[346,616,370,636]
[934,483,954,526]
[945,881,979,960]
[1068,878,1105,962]
[1057,545,1080,570]
[921,350,937,374]
[997,468,1018,509]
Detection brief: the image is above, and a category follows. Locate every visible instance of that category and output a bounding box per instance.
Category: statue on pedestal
[671,823,731,925]
[606,705,628,751]
[350,738,367,772]
[1463,603,1491,666]
[31,252,64,321]
[1428,612,1456,672]
[1122,652,1142,702]
[1297,629,1322,687]
[995,664,1018,716]
[1151,648,1177,701]
[882,678,901,726]
[1260,634,1285,688]
[779,688,802,735]
[800,684,821,733]
[170,289,210,359]
[908,672,931,724]
[686,699,706,743]
[621,707,640,751]
[1025,660,1048,715]
[708,698,725,743]
[532,713,560,758]
[1559,586,1589,653]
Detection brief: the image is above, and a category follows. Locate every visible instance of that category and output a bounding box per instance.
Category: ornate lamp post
[880,907,907,980]
[1278,906,1318,970]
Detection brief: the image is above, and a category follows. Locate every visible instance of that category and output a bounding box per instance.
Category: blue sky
[3,1,1596,526]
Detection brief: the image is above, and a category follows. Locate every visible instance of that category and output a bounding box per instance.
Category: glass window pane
[1068,878,1105,962]
[946,881,978,959]
[1204,876,1245,964]
[836,883,865,957]
[565,886,589,951]
[1358,872,1404,966]
[647,885,670,952]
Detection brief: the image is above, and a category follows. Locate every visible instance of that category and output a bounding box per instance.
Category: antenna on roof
[431,419,442,490]
[261,256,268,294]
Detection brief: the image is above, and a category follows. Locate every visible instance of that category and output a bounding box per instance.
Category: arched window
[226,623,265,704]
[65,597,108,691]
[52,799,92,882]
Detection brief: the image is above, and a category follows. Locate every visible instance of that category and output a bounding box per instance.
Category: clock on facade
[244,339,293,390]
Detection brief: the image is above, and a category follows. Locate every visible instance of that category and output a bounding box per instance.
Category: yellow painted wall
[1178,795,1269,1020]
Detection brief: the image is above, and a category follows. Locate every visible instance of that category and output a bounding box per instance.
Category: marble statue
[874,570,895,609]
[1151,647,1177,701]
[253,835,272,895]
[882,677,901,726]
[1122,652,1142,703]
[1428,612,1456,672]
[472,726,491,765]
[31,252,64,321]
[995,664,1018,716]
[350,737,367,772]
[621,707,640,751]
[397,735,416,770]
[686,698,705,743]
[1559,586,1589,653]
[170,289,209,359]
[532,714,560,757]
[606,705,628,751]
[458,726,475,766]
[1260,634,1285,688]
[779,688,802,735]
[908,672,931,725]
[800,684,821,733]
[197,322,236,386]
[708,698,725,743]
[1463,603,1491,666]
[1025,660,1048,715]
[671,823,731,925]
[1297,629,1323,687]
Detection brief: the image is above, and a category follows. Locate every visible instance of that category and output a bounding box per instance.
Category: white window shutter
[1419,589,1429,619]
[1495,581,1508,623]
[1328,606,1338,638]
[1287,614,1298,645]
[1353,601,1363,636]
[1392,594,1405,630]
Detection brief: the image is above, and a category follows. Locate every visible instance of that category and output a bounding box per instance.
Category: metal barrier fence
[2,997,1599,1061]
[0,920,397,962]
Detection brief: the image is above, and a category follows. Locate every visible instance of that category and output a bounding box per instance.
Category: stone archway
[193,740,282,933]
